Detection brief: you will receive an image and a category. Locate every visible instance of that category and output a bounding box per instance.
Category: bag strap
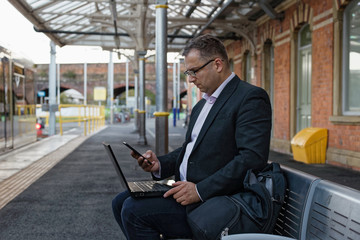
[271,162,281,173]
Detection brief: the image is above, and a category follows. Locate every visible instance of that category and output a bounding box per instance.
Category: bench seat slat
[305,180,360,240]
[274,166,319,239]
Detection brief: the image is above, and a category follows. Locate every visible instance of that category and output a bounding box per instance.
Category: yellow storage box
[291,128,328,164]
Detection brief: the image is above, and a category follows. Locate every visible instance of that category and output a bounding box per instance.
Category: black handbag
[187,162,287,240]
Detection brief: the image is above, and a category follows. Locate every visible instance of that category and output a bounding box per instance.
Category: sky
[0,1,179,64]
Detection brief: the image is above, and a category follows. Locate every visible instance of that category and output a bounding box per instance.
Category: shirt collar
[203,72,235,104]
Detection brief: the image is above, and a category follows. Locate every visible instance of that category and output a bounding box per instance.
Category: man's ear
[214,58,224,73]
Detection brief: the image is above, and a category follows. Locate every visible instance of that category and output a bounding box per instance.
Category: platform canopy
[9,0,285,52]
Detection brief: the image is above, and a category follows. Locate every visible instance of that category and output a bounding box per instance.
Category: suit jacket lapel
[191,76,240,152]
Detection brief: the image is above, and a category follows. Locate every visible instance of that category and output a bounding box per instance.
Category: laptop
[103,142,173,198]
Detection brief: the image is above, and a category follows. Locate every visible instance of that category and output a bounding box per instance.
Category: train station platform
[0,118,359,239]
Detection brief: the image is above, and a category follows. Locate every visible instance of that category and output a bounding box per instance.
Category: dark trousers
[112,191,193,240]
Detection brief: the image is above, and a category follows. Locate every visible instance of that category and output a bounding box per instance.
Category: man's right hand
[131,150,160,172]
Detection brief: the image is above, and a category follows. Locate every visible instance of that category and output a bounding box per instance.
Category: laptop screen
[103,142,129,191]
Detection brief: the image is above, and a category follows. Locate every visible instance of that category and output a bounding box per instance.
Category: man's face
[184,49,220,95]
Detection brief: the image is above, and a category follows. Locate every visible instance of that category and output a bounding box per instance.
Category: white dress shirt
[179,72,235,181]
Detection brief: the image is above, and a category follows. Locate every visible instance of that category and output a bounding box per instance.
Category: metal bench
[223,166,360,240]
[303,179,360,239]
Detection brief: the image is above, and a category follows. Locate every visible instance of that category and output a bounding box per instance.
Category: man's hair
[182,34,229,63]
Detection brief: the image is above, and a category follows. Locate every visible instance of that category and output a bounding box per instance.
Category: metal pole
[133,72,139,132]
[84,62,87,105]
[57,64,60,104]
[154,0,168,155]
[108,51,114,124]
[173,62,176,127]
[177,60,181,120]
[137,51,147,145]
[8,58,13,148]
[49,41,57,136]
[126,60,129,107]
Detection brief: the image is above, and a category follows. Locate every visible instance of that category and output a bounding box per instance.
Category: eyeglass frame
[183,59,216,77]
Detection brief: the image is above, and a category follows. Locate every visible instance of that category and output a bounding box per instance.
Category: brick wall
[35,62,186,110]
[225,0,360,169]
[273,41,291,141]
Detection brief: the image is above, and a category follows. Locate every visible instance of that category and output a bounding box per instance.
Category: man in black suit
[112,34,272,239]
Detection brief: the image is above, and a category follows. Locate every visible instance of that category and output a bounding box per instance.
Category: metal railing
[58,104,105,136]
[34,104,105,136]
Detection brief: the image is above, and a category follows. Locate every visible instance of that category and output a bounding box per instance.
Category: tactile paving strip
[0,136,87,210]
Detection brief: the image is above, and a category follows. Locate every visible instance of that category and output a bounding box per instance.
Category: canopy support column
[154,1,168,155]
[138,51,147,145]
[48,41,57,136]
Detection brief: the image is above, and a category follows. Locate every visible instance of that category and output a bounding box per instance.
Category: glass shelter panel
[13,63,37,149]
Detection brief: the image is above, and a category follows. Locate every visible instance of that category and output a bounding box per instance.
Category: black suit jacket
[157,75,272,201]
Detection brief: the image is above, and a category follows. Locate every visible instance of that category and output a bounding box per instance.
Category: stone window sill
[329,116,360,125]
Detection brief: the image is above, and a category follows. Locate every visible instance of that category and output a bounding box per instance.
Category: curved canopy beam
[9,0,285,52]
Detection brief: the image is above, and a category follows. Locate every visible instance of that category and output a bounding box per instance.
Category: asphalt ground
[0,118,359,239]
[0,119,186,240]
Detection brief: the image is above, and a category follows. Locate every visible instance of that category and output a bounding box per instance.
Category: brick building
[35,61,186,109]
[186,0,360,170]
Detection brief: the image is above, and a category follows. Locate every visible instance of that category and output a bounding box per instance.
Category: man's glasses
[184,59,215,77]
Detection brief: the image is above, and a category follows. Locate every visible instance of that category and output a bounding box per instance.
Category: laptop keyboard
[132,181,169,192]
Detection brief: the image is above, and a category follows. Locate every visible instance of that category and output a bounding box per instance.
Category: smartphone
[123,141,151,165]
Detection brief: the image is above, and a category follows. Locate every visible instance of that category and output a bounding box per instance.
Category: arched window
[244,51,251,82]
[297,24,312,132]
[343,0,360,115]
[229,59,234,72]
[263,40,274,136]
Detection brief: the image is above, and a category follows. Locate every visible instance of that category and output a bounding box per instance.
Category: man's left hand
[163,181,201,205]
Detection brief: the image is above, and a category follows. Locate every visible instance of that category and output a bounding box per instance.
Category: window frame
[342,0,360,116]
[296,24,312,132]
